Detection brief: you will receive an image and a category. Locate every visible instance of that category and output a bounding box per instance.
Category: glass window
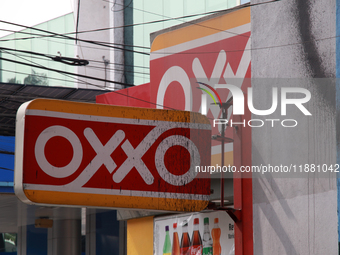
[0,13,76,87]
[125,0,240,86]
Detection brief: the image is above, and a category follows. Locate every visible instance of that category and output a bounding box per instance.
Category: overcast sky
[0,0,74,37]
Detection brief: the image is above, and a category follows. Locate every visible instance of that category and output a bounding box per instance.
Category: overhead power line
[0,56,134,88]
[0,19,150,56]
[0,37,150,71]
[0,0,282,111]
[0,1,281,49]
[1,68,87,86]
[0,46,88,66]
[0,29,150,51]
[0,48,150,77]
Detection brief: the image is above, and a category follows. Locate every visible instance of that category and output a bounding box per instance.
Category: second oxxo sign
[14,99,211,212]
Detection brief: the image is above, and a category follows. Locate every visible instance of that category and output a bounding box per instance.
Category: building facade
[0,1,244,255]
[2,0,338,255]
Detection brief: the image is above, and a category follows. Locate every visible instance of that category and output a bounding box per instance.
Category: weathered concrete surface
[251,0,337,254]
[75,0,125,89]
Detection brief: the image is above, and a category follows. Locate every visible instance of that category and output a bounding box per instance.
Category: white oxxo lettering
[34,125,200,187]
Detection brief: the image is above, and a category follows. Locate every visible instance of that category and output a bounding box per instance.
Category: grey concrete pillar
[86,209,96,255]
[49,219,81,255]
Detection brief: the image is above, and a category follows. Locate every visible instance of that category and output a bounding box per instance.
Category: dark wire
[111,0,132,12]
[1,68,88,86]
[0,56,135,88]
[0,1,280,50]
[0,30,150,50]
[0,166,14,171]
[0,0,279,115]
[0,51,181,110]
[0,19,150,56]
[0,48,151,76]
[0,35,151,71]
[0,49,150,89]
[0,1,283,56]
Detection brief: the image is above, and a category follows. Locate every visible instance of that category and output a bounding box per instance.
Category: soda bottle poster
[154,211,234,255]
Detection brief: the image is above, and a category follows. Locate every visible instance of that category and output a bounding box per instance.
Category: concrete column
[110,0,125,88]
[86,209,96,255]
[49,219,81,255]
[17,201,27,255]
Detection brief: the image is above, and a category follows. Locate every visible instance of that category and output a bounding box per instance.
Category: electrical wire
[0,1,280,50]
[0,48,105,90]
[102,0,276,40]
[0,68,87,87]
[0,19,150,56]
[1,62,149,84]
[0,83,109,103]
[0,0,312,59]
[0,48,151,76]
[0,62,149,84]
[0,0,285,114]
[4,28,335,63]
[0,66,219,127]
[0,45,150,83]
[1,24,333,59]
[0,1,285,57]
[0,166,14,171]
[0,50,180,110]
[2,49,86,87]
[84,64,150,76]
[107,0,247,38]
[0,30,151,51]
[0,34,151,72]
[0,52,118,90]
[0,56,134,88]
[111,0,132,12]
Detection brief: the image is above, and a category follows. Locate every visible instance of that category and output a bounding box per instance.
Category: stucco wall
[251,0,337,254]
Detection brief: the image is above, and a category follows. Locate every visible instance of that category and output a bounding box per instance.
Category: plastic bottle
[202,217,213,255]
[211,218,221,255]
[172,223,180,255]
[190,218,202,255]
[180,221,191,255]
[163,225,172,255]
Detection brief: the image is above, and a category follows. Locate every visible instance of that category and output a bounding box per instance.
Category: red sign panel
[15,99,211,211]
[150,8,251,166]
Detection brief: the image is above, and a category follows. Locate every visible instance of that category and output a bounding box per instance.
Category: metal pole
[221,106,225,208]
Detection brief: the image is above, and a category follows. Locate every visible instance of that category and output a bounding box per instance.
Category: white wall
[251,0,337,254]
[75,0,124,89]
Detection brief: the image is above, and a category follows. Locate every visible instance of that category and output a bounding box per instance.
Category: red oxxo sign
[149,7,251,167]
[14,99,211,211]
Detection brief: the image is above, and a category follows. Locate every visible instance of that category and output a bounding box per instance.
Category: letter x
[85,127,124,173]
[65,128,125,189]
[112,125,168,185]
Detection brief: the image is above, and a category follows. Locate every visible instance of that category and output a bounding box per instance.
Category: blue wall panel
[0,136,15,193]
[96,211,119,255]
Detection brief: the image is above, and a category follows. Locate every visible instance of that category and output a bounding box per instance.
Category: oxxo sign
[149,7,251,166]
[14,99,211,211]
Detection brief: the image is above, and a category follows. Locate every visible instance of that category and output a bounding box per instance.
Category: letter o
[156,66,192,111]
[35,125,83,178]
[155,135,200,186]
